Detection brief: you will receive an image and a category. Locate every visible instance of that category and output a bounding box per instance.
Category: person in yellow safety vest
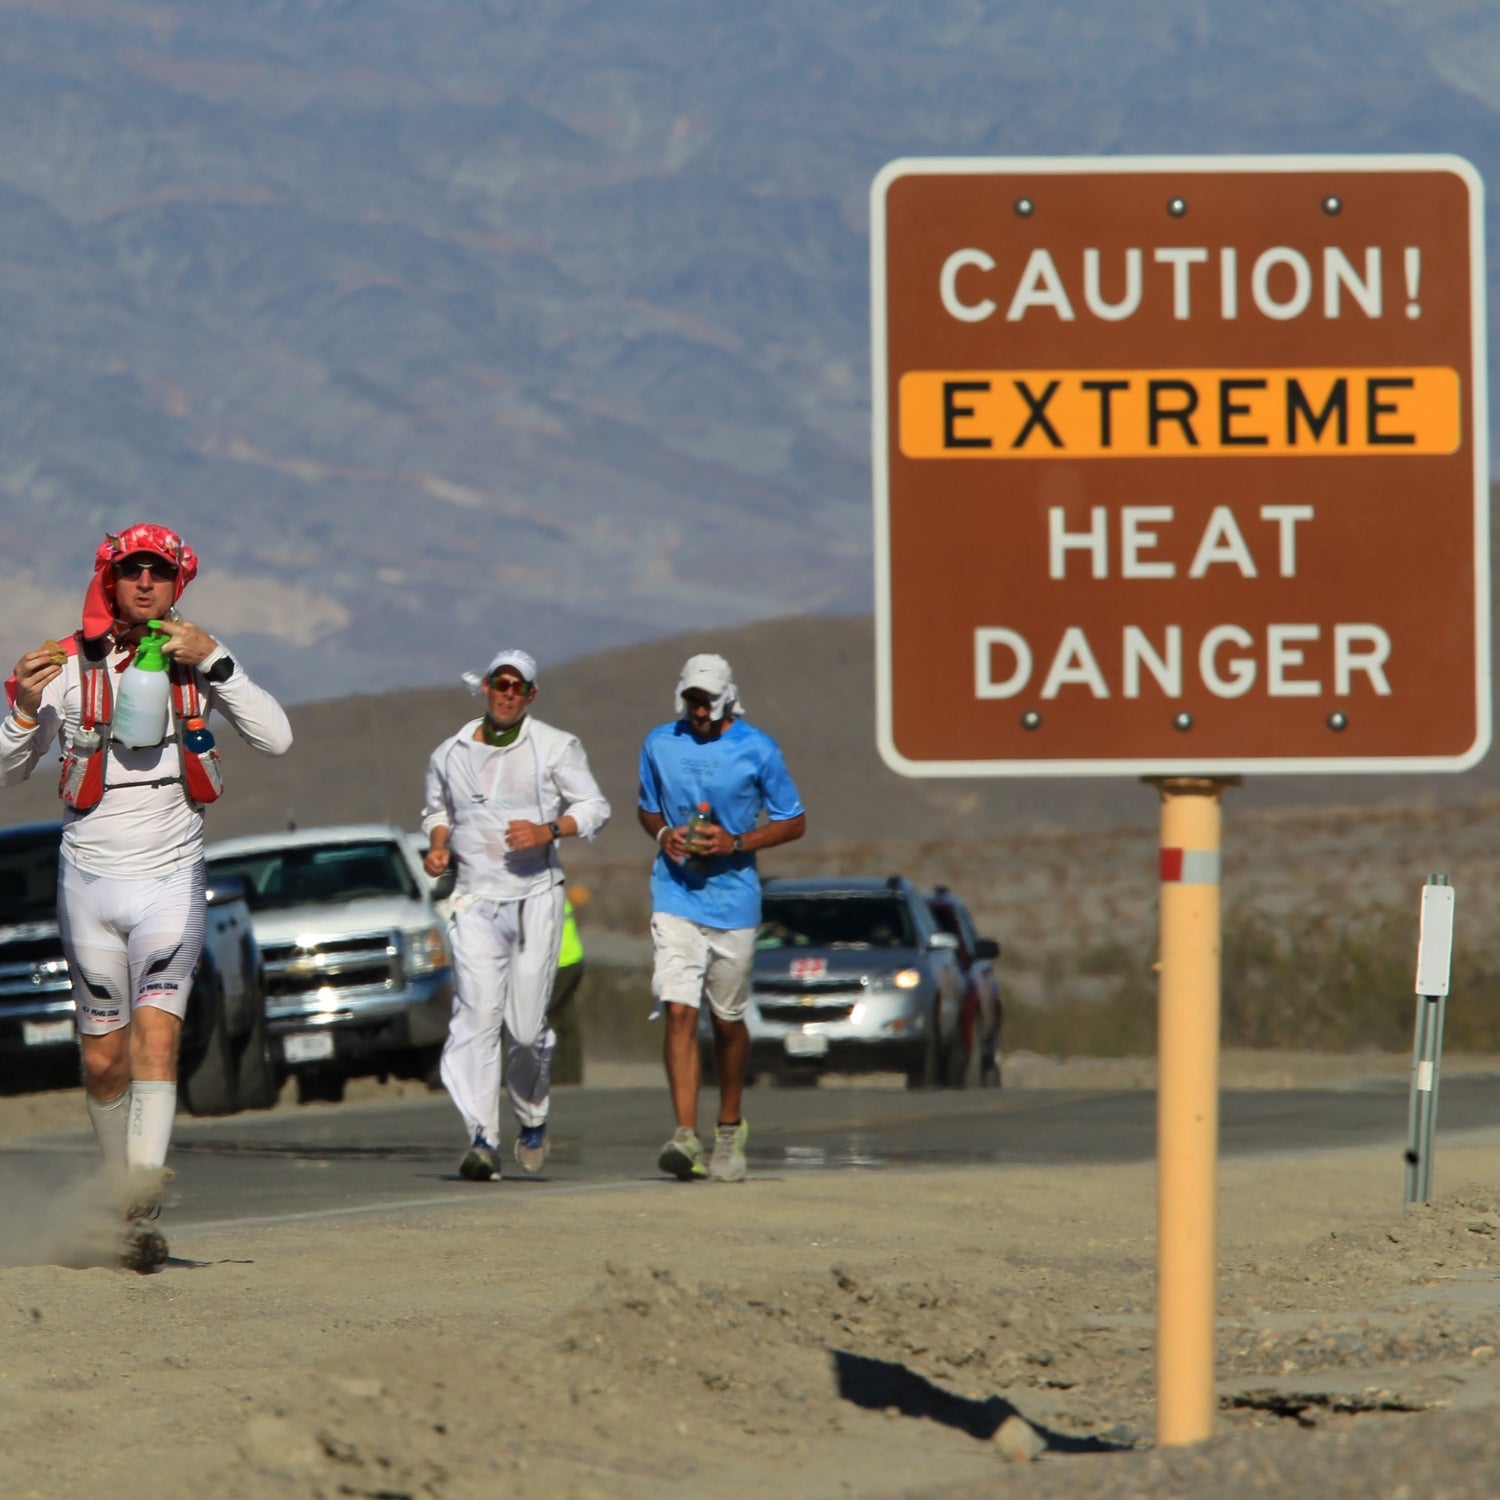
[548,890,587,1085]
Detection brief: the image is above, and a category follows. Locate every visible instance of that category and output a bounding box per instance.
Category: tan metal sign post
[871,155,1488,1445]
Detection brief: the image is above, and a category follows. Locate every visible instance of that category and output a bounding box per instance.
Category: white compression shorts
[57,859,207,1035]
[649,911,757,1022]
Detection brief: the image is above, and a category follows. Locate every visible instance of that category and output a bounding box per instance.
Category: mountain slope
[0,0,1493,699]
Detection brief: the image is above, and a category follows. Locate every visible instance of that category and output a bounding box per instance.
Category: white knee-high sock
[86,1089,130,1172]
[126,1080,177,1171]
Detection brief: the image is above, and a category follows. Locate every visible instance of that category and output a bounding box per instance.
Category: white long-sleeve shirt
[0,638,293,879]
[422,715,609,902]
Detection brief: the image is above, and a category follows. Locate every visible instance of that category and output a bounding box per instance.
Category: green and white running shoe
[657,1128,707,1181]
[709,1119,749,1183]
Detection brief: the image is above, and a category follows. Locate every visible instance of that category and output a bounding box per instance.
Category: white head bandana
[462,648,538,695]
[675,652,742,721]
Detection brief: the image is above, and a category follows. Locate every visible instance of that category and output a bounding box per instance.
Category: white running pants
[440,883,565,1143]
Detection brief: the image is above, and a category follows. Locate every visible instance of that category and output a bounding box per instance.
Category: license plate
[284,1031,335,1063]
[784,1032,829,1058]
[23,1018,73,1047]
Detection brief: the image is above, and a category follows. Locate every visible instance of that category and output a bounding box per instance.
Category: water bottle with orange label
[685,802,713,872]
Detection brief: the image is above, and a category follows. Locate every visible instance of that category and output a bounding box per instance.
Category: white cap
[462,648,538,695]
[675,652,742,721]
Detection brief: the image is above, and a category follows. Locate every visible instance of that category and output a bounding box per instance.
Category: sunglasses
[488,676,532,696]
[114,558,179,582]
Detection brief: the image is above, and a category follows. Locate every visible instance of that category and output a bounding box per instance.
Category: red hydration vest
[58,633,224,814]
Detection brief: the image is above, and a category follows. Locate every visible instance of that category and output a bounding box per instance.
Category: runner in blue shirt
[637,653,805,1182]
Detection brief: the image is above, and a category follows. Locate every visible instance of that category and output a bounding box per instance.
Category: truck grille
[754,975,868,995]
[0,942,71,1007]
[757,1001,859,1024]
[0,936,65,964]
[260,932,398,1000]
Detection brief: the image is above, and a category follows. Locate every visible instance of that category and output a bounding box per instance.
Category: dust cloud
[0,1162,123,1269]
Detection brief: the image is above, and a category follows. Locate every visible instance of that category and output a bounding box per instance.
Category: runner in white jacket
[2,523,293,1270]
[422,648,609,1181]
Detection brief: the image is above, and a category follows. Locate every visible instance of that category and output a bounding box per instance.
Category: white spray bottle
[112,621,171,748]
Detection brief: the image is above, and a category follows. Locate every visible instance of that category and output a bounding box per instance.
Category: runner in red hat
[2,525,293,1270]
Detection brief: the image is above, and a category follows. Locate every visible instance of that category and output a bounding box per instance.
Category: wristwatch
[548,821,563,843]
[732,834,745,854]
[204,655,236,684]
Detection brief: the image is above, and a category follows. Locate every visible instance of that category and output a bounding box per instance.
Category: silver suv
[205,823,453,1103]
[705,874,964,1088]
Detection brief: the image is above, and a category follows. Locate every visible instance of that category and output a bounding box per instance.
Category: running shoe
[459,1132,500,1181]
[121,1220,169,1274]
[709,1118,749,1183]
[514,1122,549,1174]
[657,1127,707,1181]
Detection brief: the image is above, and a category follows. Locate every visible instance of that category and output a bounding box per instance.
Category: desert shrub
[1006,939,1156,1057]
[1221,902,1500,1053]
[1006,993,1157,1058]
[1005,901,1500,1057]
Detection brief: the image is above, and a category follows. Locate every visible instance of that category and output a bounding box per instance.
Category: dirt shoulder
[4,1096,1500,1497]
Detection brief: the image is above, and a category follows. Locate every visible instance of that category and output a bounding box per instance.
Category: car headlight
[892,968,922,989]
[405,925,449,976]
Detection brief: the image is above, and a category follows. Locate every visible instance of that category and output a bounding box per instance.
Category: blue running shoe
[459,1132,499,1181]
[515,1122,549,1174]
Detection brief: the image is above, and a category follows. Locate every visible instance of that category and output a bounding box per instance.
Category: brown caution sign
[872,156,1489,776]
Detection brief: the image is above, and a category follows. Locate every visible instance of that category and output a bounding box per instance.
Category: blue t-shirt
[638,718,804,931]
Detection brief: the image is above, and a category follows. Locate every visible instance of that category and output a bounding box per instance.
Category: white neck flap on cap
[462,647,538,695]
[675,653,742,721]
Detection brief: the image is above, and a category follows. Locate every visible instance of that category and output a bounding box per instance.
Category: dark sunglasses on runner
[487,675,532,695]
[113,556,179,582]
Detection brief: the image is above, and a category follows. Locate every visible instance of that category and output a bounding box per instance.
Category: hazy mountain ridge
[0,0,1493,702]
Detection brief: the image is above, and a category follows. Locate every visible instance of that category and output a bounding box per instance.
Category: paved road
[4,1074,1499,1232]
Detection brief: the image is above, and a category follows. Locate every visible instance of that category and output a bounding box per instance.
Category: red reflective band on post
[1160,849,1221,885]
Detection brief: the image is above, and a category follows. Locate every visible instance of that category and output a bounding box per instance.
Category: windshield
[758,894,916,951]
[208,841,419,912]
[928,902,960,938]
[0,827,61,924]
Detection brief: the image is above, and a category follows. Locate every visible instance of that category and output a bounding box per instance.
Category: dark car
[702,874,966,1088]
[0,820,276,1114]
[926,885,1003,1087]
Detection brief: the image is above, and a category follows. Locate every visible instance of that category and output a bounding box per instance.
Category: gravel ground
[3,1067,1499,1499]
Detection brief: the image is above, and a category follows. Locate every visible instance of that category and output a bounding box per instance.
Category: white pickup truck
[205,823,453,1104]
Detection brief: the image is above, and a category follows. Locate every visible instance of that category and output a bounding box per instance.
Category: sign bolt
[1014,197,1035,218]
[1172,712,1193,732]
[1322,194,1343,215]
[1020,709,1042,731]
[1326,711,1349,732]
[1167,197,1188,218]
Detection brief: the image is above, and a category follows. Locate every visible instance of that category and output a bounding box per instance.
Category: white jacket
[422,715,609,901]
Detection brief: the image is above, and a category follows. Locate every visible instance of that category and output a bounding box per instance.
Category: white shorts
[650,911,756,1022]
[57,860,206,1035]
